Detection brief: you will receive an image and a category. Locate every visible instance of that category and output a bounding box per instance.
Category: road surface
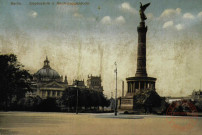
[0,112,201,135]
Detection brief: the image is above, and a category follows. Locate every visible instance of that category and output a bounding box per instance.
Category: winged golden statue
[139,2,150,22]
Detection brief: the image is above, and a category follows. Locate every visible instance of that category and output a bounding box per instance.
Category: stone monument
[119,2,157,111]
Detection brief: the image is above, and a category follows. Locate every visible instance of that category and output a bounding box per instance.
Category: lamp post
[75,83,78,114]
[76,88,78,114]
[114,62,118,116]
[68,89,70,112]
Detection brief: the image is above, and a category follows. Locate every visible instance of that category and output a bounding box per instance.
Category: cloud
[120,2,137,14]
[29,10,38,18]
[183,13,195,19]
[146,13,154,19]
[197,11,202,18]
[101,16,111,24]
[115,16,125,24]
[175,24,184,31]
[163,21,173,28]
[160,8,181,18]
[101,16,126,25]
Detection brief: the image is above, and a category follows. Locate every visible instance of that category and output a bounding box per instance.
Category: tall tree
[0,54,31,110]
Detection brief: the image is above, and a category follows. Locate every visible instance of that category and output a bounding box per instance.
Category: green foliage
[37,97,60,112]
[133,89,162,109]
[195,101,202,111]
[0,54,32,110]
[61,87,110,111]
[14,96,42,111]
[12,96,60,112]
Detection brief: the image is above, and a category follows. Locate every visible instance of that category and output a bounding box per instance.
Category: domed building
[34,56,62,82]
[26,56,104,99]
[31,57,68,99]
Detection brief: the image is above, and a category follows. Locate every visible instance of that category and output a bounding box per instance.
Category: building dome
[35,68,60,79]
[34,57,61,81]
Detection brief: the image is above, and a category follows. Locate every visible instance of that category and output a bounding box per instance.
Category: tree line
[60,87,110,112]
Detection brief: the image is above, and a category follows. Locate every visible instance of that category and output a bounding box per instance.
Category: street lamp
[114,62,118,116]
[75,83,79,114]
[68,89,70,112]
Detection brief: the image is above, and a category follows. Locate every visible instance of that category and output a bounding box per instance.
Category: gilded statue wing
[141,3,150,11]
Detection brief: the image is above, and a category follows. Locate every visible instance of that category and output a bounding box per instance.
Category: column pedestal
[119,77,156,112]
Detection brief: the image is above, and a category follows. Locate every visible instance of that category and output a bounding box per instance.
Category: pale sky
[0,0,202,97]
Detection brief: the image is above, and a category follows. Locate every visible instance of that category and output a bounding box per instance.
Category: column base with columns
[119,76,156,111]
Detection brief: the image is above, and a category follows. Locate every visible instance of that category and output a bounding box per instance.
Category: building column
[57,91,59,97]
[133,82,135,92]
[151,83,153,89]
[53,91,55,97]
[40,90,42,97]
[130,83,131,93]
[50,90,53,97]
[144,82,146,89]
[45,90,48,97]
[130,82,132,93]
[131,83,133,93]
[129,83,131,93]
[139,81,141,89]
[127,82,129,93]
[56,91,58,97]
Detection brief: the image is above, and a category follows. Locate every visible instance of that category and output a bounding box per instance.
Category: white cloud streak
[101,16,126,25]
[160,8,181,18]
[29,10,38,18]
[163,21,173,28]
[175,24,184,31]
[146,13,154,19]
[197,11,202,18]
[120,2,137,14]
[115,16,126,24]
[101,16,111,24]
[183,13,195,19]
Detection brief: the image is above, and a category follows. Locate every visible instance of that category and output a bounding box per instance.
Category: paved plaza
[0,112,201,135]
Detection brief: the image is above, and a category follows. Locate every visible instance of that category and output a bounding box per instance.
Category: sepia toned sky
[0,0,202,97]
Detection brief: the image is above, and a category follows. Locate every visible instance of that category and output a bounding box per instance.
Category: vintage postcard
[0,0,201,135]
